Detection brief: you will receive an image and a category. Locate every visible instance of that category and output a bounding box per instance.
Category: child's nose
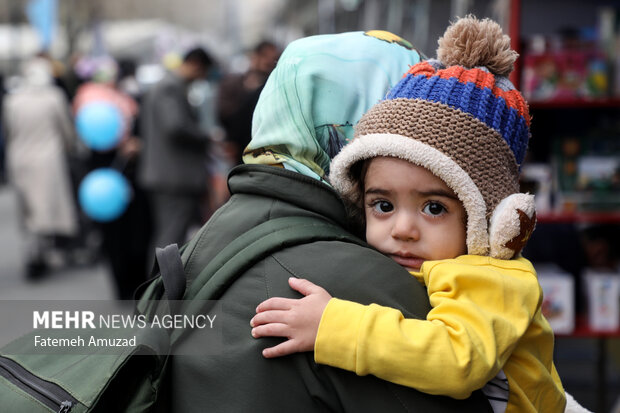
[391,212,420,241]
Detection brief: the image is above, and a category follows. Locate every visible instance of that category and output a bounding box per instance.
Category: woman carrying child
[251,15,568,413]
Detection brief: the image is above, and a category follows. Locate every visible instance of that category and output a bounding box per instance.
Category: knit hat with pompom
[330,15,536,259]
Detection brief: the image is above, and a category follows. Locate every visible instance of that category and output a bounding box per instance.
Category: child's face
[363,157,467,272]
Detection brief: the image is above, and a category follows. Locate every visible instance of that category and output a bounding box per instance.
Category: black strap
[155,244,186,301]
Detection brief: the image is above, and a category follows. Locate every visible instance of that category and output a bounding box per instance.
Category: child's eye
[423,202,446,216]
[372,201,394,214]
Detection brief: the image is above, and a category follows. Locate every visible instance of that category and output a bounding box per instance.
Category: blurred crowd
[0,41,281,299]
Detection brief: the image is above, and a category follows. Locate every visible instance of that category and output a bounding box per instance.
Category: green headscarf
[243,30,425,182]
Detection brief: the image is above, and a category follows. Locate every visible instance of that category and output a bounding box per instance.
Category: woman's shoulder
[273,240,432,318]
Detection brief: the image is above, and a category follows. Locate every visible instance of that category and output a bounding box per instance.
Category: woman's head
[22,57,53,87]
[243,31,425,181]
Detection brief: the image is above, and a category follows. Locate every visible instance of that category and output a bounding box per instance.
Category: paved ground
[0,185,114,301]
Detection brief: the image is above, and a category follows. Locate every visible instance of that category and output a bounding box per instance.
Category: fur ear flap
[489,194,536,259]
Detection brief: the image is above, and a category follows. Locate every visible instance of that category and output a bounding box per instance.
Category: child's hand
[250,277,332,358]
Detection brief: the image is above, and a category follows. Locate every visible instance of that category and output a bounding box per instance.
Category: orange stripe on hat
[437,67,495,90]
[493,87,531,126]
[407,62,530,124]
[407,61,436,78]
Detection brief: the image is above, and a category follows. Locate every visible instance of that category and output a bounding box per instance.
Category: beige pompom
[437,14,517,77]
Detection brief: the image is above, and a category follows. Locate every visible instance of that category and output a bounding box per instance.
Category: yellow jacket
[315,255,566,413]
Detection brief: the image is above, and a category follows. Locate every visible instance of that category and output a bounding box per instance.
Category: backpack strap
[171,216,367,344]
[154,243,186,301]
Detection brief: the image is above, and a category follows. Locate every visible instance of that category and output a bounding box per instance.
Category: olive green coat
[166,164,491,412]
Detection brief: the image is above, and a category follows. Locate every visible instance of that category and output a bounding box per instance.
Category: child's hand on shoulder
[250,277,332,358]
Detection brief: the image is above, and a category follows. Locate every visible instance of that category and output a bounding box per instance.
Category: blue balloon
[76,101,123,151]
[78,168,131,222]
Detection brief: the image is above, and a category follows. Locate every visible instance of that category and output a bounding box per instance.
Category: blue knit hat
[331,16,536,259]
[386,58,530,167]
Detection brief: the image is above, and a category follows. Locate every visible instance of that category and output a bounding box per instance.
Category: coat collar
[228,164,349,227]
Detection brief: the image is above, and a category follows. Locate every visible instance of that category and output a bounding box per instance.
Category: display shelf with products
[537,211,620,224]
[521,122,620,219]
[514,0,620,221]
[517,2,620,103]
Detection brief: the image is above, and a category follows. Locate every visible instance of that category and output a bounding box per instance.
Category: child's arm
[251,277,331,358]
[252,257,543,399]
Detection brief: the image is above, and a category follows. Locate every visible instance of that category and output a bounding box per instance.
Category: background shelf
[530,98,620,109]
[537,212,620,224]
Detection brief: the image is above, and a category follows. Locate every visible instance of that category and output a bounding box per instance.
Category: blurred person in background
[2,57,79,279]
[187,62,230,220]
[72,57,152,300]
[138,47,214,253]
[217,40,280,165]
[36,51,73,101]
[72,56,140,158]
[117,59,142,103]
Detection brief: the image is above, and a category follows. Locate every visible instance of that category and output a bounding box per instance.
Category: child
[250,16,567,413]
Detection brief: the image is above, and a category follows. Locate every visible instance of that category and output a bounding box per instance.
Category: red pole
[509,0,522,89]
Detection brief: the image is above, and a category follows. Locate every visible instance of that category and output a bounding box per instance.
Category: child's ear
[488,194,537,259]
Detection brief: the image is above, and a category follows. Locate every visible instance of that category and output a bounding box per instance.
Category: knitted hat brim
[353,98,521,215]
[330,133,489,255]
